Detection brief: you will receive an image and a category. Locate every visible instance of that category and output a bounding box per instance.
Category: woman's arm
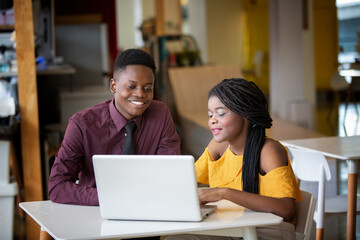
[198,139,296,222]
[198,188,295,222]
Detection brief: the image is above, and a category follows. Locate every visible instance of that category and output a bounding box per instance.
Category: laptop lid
[92,155,215,222]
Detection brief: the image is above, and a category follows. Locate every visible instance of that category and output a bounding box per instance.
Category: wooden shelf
[0,64,76,78]
[0,25,15,31]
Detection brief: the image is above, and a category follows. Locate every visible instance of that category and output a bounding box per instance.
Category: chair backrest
[168,66,243,117]
[295,190,317,240]
[330,72,348,91]
[287,147,331,230]
[288,147,331,182]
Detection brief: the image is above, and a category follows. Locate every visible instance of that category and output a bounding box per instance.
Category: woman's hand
[198,188,226,204]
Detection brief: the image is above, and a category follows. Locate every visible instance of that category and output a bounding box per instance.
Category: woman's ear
[110,78,116,93]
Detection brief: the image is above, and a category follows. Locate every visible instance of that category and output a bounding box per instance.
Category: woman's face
[208,95,249,143]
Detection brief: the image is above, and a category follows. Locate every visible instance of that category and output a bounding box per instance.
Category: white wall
[182,0,208,63]
[116,0,157,50]
[116,0,138,50]
[302,0,316,127]
[269,0,316,129]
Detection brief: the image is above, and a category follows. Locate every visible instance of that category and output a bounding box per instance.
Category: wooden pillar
[13,0,43,239]
[155,0,182,36]
[155,0,165,36]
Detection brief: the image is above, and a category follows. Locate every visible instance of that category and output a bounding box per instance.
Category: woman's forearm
[221,188,296,222]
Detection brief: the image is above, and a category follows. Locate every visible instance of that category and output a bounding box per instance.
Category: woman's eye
[218,113,225,117]
[127,85,136,89]
[144,87,153,92]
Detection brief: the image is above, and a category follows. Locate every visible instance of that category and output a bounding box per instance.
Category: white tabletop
[281,135,360,240]
[339,69,360,78]
[20,200,282,240]
[281,135,360,160]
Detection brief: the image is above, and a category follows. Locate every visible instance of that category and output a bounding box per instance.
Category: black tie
[122,121,137,155]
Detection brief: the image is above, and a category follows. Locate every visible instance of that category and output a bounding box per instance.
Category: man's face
[110,65,154,120]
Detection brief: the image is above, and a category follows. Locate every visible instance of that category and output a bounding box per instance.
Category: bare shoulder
[260,138,288,174]
[207,139,229,160]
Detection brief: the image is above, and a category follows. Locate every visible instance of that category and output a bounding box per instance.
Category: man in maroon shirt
[48,49,181,206]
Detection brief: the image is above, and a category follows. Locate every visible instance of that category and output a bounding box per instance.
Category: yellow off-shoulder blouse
[195,144,302,201]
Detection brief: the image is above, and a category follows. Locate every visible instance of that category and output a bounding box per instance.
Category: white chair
[295,190,317,240]
[328,72,356,121]
[330,72,348,91]
[287,147,360,240]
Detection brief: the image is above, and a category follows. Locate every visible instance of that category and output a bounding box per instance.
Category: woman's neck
[228,137,247,155]
[228,124,249,155]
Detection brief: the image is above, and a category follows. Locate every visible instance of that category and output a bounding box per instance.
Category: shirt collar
[109,98,143,131]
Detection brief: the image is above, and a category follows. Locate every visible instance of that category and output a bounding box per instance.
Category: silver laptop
[93,155,216,222]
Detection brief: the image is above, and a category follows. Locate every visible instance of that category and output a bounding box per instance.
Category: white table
[281,135,360,240]
[19,200,282,240]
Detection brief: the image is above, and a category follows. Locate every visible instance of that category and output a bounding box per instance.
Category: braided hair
[209,78,272,194]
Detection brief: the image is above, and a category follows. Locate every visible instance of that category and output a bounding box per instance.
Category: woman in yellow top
[167,78,301,240]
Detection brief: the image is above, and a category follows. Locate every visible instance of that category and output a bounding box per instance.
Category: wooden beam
[54,13,103,25]
[13,0,43,239]
[155,0,182,36]
[155,0,165,36]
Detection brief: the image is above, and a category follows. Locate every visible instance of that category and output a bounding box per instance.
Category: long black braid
[209,78,272,194]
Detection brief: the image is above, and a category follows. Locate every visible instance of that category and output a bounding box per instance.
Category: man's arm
[48,119,99,206]
[156,106,181,155]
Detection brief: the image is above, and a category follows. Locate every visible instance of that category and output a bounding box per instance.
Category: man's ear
[110,78,116,93]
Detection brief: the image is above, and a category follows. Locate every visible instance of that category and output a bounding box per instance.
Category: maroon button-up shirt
[48,99,180,205]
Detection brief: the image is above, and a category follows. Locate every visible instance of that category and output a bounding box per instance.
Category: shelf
[0,64,76,78]
[0,71,16,78]
[0,25,15,31]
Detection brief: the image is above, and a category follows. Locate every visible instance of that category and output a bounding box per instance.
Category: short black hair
[113,48,156,79]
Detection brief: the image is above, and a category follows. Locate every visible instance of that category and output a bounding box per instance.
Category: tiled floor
[11,98,360,240]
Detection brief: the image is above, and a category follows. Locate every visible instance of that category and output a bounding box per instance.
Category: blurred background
[0,0,360,239]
